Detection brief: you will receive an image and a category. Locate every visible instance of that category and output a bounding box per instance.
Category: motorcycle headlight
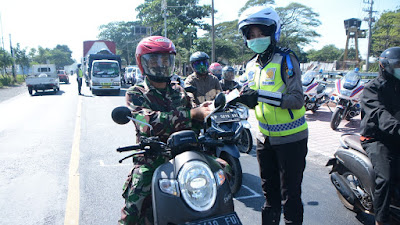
[340,89,352,96]
[159,179,179,196]
[178,160,217,211]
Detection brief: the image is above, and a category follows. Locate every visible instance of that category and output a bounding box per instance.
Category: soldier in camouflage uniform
[119,36,212,225]
[184,51,222,106]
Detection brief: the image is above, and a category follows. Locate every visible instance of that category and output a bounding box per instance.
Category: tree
[50,45,74,68]
[276,3,321,58]
[371,9,400,56]
[238,0,275,15]
[135,0,212,73]
[98,21,145,65]
[306,45,343,62]
[13,44,30,74]
[0,49,13,75]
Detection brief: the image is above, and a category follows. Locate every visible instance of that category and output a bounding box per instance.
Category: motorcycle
[326,133,400,223]
[235,103,253,154]
[111,94,243,225]
[330,70,364,130]
[201,92,245,194]
[302,70,332,113]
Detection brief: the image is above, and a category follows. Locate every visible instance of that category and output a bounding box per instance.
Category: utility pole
[211,0,215,63]
[363,0,376,72]
[162,0,167,38]
[9,34,16,79]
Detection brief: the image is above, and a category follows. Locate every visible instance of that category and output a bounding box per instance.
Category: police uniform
[243,49,308,225]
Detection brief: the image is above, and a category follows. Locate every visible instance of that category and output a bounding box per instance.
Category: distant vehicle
[57,70,69,84]
[123,66,138,85]
[133,67,144,84]
[26,64,60,95]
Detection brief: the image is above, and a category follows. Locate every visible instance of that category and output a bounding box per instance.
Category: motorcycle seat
[342,134,366,155]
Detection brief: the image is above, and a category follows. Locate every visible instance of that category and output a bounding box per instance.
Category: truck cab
[90,59,121,94]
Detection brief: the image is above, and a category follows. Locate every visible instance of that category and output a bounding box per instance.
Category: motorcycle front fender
[216,144,240,159]
[240,120,251,129]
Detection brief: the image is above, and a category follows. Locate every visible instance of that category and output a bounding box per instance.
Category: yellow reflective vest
[246,53,308,137]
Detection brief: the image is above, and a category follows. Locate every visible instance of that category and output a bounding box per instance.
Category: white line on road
[64,96,82,225]
[235,185,262,200]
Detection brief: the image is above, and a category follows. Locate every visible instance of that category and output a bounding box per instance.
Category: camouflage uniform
[184,72,222,105]
[119,77,198,225]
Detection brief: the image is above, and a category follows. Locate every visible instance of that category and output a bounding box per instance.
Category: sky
[0,0,399,63]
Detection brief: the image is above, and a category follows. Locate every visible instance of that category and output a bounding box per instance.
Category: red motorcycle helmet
[209,62,223,79]
[135,36,176,82]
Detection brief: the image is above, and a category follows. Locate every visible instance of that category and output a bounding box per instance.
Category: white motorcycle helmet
[238,6,281,43]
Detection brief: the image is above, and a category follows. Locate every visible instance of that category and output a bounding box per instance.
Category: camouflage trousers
[118,155,230,225]
[119,155,168,225]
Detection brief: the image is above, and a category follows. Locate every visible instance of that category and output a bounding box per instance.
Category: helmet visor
[224,71,235,81]
[141,53,175,78]
[192,60,209,74]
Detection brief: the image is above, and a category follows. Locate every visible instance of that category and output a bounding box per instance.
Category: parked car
[133,67,144,84]
[57,70,69,83]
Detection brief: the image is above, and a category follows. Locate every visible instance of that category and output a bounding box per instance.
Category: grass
[0,74,25,88]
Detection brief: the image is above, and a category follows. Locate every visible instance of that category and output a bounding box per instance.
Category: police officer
[120,36,212,225]
[236,6,308,225]
[184,51,222,105]
[76,64,83,95]
[360,47,400,225]
[220,66,240,92]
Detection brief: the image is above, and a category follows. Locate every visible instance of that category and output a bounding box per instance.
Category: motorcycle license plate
[211,112,240,123]
[181,212,242,225]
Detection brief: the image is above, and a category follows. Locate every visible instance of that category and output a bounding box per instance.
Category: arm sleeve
[361,83,400,137]
[280,54,305,109]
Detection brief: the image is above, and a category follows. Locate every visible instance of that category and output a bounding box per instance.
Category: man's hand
[191,101,213,121]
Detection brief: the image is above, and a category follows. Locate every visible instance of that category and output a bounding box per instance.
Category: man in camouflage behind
[184,51,222,105]
[119,36,212,225]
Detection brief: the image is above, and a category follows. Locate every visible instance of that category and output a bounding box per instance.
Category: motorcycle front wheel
[331,108,343,130]
[220,153,242,194]
[237,129,253,154]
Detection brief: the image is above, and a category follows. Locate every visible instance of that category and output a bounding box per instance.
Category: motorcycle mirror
[111,106,131,125]
[214,92,226,111]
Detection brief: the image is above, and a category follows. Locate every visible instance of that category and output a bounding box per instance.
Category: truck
[81,40,122,94]
[26,64,60,95]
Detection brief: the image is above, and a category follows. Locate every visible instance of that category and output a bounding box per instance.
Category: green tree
[13,43,30,74]
[50,45,74,68]
[0,49,13,75]
[98,21,145,65]
[306,45,343,62]
[371,9,400,56]
[238,0,275,15]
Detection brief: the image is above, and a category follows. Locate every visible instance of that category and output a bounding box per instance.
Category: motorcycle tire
[331,108,343,130]
[220,153,242,194]
[238,129,253,154]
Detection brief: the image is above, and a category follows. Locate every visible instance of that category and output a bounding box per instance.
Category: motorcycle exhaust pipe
[330,172,357,206]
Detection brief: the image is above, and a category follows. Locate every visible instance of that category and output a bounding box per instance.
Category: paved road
[0,82,374,225]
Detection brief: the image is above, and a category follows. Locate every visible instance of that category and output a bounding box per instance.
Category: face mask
[247,36,271,54]
[394,68,400,80]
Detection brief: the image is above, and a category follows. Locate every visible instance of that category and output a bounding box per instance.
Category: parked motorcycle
[235,103,253,154]
[302,70,332,113]
[326,133,400,223]
[111,97,243,225]
[330,69,364,130]
[202,92,244,194]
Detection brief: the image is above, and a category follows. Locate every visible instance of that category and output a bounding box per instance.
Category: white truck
[26,64,60,95]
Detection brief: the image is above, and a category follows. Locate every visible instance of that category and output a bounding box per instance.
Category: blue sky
[1,0,399,62]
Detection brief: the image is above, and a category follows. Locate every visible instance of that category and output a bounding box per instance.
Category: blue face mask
[247,36,271,53]
[394,68,400,80]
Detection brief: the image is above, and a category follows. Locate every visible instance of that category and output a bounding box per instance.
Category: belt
[360,136,373,141]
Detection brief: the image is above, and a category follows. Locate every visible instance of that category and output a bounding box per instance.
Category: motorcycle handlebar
[116,145,141,152]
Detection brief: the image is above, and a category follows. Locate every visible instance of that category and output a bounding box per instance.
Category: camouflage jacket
[126,78,197,143]
[184,72,222,105]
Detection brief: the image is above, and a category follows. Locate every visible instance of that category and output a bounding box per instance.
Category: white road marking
[234,185,262,200]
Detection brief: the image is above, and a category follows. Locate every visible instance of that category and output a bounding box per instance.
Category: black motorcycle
[111,95,242,225]
[326,133,400,223]
[201,93,244,194]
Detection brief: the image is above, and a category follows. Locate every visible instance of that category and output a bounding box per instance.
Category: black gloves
[234,87,259,108]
